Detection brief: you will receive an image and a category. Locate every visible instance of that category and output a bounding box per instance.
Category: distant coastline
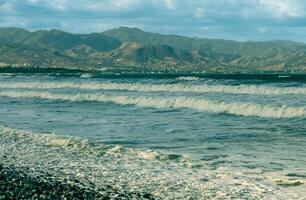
[1,66,306,82]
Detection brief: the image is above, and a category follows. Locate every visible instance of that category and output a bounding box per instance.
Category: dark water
[0,73,305,199]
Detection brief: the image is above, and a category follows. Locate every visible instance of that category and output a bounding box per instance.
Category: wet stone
[0,164,156,200]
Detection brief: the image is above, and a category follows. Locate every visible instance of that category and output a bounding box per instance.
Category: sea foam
[0,125,276,199]
[0,91,304,118]
[0,81,306,96]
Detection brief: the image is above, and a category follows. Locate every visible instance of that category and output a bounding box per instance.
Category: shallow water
[0,73,305,199]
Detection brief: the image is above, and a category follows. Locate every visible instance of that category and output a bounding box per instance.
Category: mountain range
[1,27,306,73]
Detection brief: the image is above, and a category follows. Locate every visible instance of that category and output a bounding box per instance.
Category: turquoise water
[0,73,306,199]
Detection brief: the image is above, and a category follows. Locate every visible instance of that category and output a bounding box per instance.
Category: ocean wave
[80,73,94,78]
[0,126,186,163]
[0,81,306,96]
[0,126,283,199]
[0,91,304,118]
[0,126,202,199]
[2,126,304,199]
[176,76,200,81]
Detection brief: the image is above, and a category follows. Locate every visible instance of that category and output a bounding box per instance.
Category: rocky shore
[0,164,155,200]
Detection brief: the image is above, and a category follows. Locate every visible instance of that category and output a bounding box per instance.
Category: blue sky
[1,0,306,42]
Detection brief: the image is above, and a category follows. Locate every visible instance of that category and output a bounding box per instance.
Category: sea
[0,72,305,199]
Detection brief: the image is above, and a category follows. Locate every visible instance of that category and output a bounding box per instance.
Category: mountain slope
[1,27,306,73]
[0,44,88,68]
[104,27,306,57]
[0,28,122,52]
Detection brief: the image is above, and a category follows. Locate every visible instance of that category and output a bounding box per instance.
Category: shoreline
[0,164,155,199]
[1,67,306,82]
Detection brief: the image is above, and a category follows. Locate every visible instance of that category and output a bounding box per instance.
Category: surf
[0,125,280,199]
[0,91,304,118]
[1,81,306,96]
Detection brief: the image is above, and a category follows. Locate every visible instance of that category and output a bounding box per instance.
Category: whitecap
[0,126,298,199]
[176,76,200,81]
[0,91,304,118]
[80,73,93,78]
[1,81,306,96]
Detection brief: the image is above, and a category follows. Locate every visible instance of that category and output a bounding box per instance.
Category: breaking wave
[0,126,186,163]
[0,126,198,199]
[0,81,306,96]
[80,73,94,78]
[0,91,304,118]
[1,125,282,199]
[176,76,200,81]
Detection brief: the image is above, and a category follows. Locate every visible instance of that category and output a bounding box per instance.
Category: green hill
[104,27,306,57]
[0,28,121,52]
[0,27,306,73]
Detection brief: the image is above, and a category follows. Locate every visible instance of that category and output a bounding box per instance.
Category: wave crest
[0,125,276,199]
[0,91,304,118]
[1,81,306,96]
[0,126,187,163]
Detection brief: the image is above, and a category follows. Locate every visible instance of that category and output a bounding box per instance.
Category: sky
[0,0,306,42]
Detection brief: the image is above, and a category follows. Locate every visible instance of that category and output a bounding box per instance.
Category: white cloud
[258,0,305,18]
[194,8,205,18]
[84,0,140,12]
[27,0,41,3]
[257,27,268,34]
[164,0,176,10]
[0,16,28,27]
[1,0,306,42]
[0,1,15,13]
[26,0,69,11]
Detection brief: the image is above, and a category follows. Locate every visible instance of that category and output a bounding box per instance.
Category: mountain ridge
[0,26,306,73]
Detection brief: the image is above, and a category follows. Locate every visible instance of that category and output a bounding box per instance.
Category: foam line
[0,91,304,118]
[0,82,305,96]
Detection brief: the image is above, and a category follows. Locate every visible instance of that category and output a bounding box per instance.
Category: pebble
[0,164,156,200]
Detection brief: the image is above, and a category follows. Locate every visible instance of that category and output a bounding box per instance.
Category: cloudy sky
[1,0,306,42]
